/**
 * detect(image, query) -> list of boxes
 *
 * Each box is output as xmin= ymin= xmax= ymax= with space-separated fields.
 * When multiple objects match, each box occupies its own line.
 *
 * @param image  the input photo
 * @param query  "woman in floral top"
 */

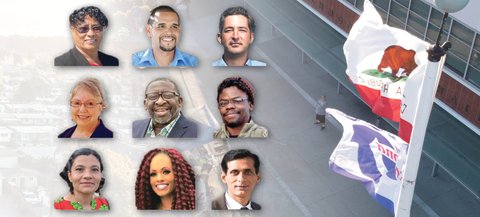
xmin=54 ymin=148 xmax=110 ymax=211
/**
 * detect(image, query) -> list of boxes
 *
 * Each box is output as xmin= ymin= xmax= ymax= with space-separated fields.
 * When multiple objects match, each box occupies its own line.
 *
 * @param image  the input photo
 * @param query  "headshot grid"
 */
xmin=2 ymin=0 xmax=479 ymax=217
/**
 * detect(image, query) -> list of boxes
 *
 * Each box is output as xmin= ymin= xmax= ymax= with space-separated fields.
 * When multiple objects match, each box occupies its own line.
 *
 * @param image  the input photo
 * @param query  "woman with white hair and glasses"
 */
xmin=58 ymin=77 xmax=113 ymax=138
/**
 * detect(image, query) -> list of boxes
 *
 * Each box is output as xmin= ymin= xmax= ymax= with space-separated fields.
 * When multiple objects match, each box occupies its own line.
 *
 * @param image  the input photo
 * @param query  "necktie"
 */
xmin=240 ymin=207 xmax=249 ymax=210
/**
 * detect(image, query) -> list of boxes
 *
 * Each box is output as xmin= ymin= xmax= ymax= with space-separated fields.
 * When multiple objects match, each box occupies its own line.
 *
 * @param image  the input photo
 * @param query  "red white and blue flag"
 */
xmin=343 ymin=0 xmax=430 ymax=143
xmin=327 ymin=108 xmax=408 ymax=214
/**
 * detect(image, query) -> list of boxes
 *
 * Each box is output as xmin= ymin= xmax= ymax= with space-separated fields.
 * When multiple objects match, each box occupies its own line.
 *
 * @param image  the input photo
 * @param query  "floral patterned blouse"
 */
xmin=54 ymin=197 xmax=109 ymax=211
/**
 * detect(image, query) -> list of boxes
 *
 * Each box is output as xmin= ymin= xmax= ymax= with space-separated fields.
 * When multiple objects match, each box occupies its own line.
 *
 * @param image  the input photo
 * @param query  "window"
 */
xmin=389 ymin=1 xmax=407 ymax=28
xmin=451 ymin=20 xmax=474 ymax=45
xmin=372 ymin=0 xmax=389 ymax=12
xmin=394 ymin=0 xmax=409 ymax=8
xmin=410 ymin=0 xmax=429 ymax=17
xmin=388 ymin=16 xmax=405 ymax=29
xmin=470 ymin=35 xmax=480 ymax=69
xmin=445 ymin=52 xmax=467 ymax=77
xmin=374 ymin=5 xmax=388 ymax=22
xmin=466 ymin=66 xmax=480 ymax=88
xmin=407 ymin=13 xmax=427 ymax=37
xmin=444 ymin=21 xmax=473 ymax=77
xmin=429 ymin=8 xmax=451 ymax=31
xmin=426 ymin=23 xmax=448 ymax=44
xmin=466 ymin=35 xmax=480 ymax=88
xmin=355 ymin=0 xmax=365 ymax=10
xmin=450 ymin=35 xmax=471 ymax=60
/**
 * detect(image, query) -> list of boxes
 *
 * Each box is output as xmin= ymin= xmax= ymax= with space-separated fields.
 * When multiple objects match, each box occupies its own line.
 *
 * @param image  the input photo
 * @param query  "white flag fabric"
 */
xmin=343 ymin=0 xmax=430 ymax=143
xmin=327 ymin=108 xmax=408 ymax=214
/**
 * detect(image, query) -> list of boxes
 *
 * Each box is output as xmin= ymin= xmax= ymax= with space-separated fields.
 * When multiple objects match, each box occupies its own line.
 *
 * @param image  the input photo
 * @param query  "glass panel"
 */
xmin=426 ymin=23 xmax=448 ymax=44
xmin=407 ymin=13 xmax=427 ymax=36
xmin=394 ymin=0 xmax=409 ymax=8
xmin=355 ymin=0 xmax=365 ymax=10
xmin=373 ymin=0 xmax=389 ymax=11
xmin=390 ymin=1 xmax=408 ymax=23
xmin=470 ymin=49 xmax=480 ymax=70
xmin=445 ymin=53 xmax=467 ymax=77
xmin=429 ymin=8 xmax=451 ymax=31
xmin=475 ymin=33 xmax=480 ymax=48
xmin=451 ymin=20 xmax=474 ymax=45
xmin=450 ymin=35 xmax=470 ymax=60
xmin=466 ymin=66 xmax=480 ymax=88
xmin=411 ymin=0 xmax=430 ymax=17
xmin=346 ymin=0 xmax=355 ymax=5
xmin=388 ymin=16 xmax=405 ymax=29
xmin=429 ymin=8 xmax=443 ymax=27
xmin=377 ymin=7 xmax=388 ymax=22
xmin=406 ymin=26 xmax=423 ymax=38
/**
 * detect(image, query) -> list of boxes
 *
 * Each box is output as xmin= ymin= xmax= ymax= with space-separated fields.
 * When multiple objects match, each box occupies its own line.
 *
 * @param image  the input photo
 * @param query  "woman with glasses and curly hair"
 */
xmin=55 ymin=6 xmax=118 ymax=66
xmin=135 ymin=148 xmax=195 ymax=210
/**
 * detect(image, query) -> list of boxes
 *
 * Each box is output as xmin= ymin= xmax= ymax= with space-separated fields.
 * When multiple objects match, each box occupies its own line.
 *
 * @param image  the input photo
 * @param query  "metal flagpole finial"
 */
xmin=428 ymin=0 xmax=470 ymax=62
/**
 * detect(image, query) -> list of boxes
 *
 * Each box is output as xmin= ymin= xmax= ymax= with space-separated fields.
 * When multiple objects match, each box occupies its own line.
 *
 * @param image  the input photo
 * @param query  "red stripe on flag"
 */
xmin=398 ymin=119 xmax=413 ymax=143
xmin=353 ymin=84 xmax=401 ymax=122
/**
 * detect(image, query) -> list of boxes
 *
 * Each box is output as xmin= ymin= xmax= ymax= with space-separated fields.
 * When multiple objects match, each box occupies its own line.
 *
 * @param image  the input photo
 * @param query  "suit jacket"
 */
xmin=132 ymin=115 xmax=197 ymax=138
xmin=211 ymin=195 xmax=261 ymax=210
xmin=54 ymin=47 xmax=119 ymax=66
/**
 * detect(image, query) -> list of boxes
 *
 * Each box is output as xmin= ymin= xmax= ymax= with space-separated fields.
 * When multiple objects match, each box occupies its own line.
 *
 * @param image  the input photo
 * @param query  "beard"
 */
xmin=160 ymin=44 xmax=176 ymax=52
xmin=158 ymin=35 xmax=177 ymax=52
xmin=225 ymin=119 xmax=243 ymax=128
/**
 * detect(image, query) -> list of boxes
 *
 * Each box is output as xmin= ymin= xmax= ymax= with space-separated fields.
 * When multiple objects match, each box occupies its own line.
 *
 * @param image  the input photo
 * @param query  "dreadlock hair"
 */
xmin=135 ymin=148 xmax=195 ymax=210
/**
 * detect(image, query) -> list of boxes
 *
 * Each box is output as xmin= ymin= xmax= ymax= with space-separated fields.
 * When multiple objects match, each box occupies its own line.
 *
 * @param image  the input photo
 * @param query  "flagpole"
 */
xmin=394 ymin=1 xmax=469 ymax=215
xmin=394 ymin=48 xmax=446 ymax=217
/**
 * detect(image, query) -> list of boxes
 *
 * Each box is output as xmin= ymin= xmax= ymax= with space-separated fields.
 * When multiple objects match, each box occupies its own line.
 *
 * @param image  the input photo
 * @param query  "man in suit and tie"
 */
xmin=132 ymin=77 xmax=197 ymax=138
xmin=212 ymin=149 xmax=261 ymax=210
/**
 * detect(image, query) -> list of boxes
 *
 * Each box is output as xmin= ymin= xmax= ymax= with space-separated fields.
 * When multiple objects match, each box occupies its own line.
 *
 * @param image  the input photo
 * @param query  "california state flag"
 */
xmin=343 ymin=0 xmax=430 ymax=143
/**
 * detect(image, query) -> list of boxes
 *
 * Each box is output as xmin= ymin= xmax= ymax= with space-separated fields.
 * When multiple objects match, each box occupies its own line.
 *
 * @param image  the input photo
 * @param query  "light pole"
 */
xmin=428 ymin=0 xmax=470 ymax=62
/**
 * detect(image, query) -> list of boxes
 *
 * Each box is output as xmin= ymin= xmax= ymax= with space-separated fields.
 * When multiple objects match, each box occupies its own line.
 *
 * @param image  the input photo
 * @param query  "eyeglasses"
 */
xmin=74 ymin=24 xmax=104 ymax=34
xmin=218 ymin=97 xmax=248 ymax=108
xmin=145 ymin=91 xmax=179 ymax=101
xmin=70 ymin=100 xmax=102 ymax=108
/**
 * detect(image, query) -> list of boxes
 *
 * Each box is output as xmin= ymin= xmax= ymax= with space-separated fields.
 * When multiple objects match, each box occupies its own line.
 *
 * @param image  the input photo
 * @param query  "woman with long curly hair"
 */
xmin=135 ymin=148 xmax=195 ymax=210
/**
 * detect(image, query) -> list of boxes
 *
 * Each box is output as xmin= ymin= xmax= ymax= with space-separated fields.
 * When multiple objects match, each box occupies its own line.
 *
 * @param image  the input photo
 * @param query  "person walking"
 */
xmin=315 ymin=95 xmax=327 ymax=130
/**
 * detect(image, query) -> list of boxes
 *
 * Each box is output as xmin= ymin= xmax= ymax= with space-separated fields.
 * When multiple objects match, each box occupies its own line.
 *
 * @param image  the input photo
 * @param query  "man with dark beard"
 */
xmin=132 ymin=5 xmax=198 ymax=67
xmin=214 ymin=77 xmax=268 ymax=138
xmin=132 ymin=78 xmax=197 ymax=138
